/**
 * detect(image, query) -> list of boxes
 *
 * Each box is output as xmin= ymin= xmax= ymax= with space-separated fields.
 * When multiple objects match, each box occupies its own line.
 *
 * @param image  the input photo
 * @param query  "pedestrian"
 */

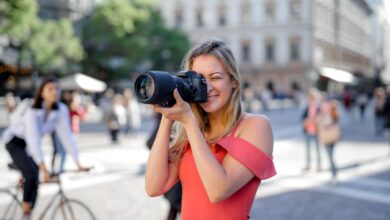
xmin=383 ymin=85 xmax=390 ymax=155
xmin=318 ymin=99 xmax=341 ymax=184
xmin=357 ymin=92 xmax=368 ymax=121
xmin=301 ymin=88 xmax=321 ymax=172
xmin=123 ymin=89 xmax=141 ymax=136
xmin=1 ymin=77 xmax=89 ymax=220
xmin=106 ymin=94 xmax=127 ymax=144
xmin=145 ymin=39 xmax=276 ymax=219
xmin=51 ymin=91 xmax=72 ymax=175
xmin=373 ymin=87 xmax=386 ymax=136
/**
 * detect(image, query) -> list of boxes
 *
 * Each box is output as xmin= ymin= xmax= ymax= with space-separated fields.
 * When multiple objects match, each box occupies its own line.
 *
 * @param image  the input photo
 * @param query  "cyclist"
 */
xmin=2 ymin=77 xmax=89 ymax=220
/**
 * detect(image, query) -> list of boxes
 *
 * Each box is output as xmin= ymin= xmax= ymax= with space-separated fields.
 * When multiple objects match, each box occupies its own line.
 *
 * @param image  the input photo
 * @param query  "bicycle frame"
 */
xmin=37 ymin=178 xmax=70 ymax=220
xmin=0 ymin=186 xmax=22 ymax=220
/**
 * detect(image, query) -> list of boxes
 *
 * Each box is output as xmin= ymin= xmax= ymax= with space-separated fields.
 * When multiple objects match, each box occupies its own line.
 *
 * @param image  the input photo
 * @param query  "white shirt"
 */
xmin=2 ymin=102 xmax=79 ymax=164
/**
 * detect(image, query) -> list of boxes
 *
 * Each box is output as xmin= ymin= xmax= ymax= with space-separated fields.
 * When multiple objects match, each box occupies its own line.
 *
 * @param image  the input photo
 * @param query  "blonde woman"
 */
xmin=145 ymin=40 xmax=276 ymax=219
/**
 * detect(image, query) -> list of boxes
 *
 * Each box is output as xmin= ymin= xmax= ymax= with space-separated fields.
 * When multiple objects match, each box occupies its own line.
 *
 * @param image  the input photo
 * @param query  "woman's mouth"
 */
xmin=207 ymin=95 xmax=217 ymax=100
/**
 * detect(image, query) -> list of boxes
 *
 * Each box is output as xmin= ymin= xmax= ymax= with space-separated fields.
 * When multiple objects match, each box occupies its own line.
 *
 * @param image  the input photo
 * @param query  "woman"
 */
xmin=145 ymin=40 xmax=276 ymax=219
xmin=2 ymin=77 xmax=88 ymax=219
xmin=301 ymin=89 xmax=321 ymax=171
xmin=319 ymin=99 xmax=341 ymax=183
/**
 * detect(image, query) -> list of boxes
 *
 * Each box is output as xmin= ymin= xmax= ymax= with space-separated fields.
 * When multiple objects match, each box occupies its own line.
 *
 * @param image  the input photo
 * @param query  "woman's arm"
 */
xmin=145 ymin=116 xmax=179 ymax=197
xmin=184 ymin=115 xmax=273 ymax=203
xmin=23 ymin=109 xmax=52 ymax=181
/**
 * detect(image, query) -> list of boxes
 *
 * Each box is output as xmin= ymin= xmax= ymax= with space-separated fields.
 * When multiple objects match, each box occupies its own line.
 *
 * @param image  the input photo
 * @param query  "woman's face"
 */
xmin=192 ymin=54 xmax=236 ymax=115
xmin=41 ymin=82 xmax=59 ymax=105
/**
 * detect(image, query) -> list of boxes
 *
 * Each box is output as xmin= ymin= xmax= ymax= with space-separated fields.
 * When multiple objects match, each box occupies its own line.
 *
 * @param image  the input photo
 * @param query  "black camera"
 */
xmin=134 ymin=70 xmax=208 ymax=107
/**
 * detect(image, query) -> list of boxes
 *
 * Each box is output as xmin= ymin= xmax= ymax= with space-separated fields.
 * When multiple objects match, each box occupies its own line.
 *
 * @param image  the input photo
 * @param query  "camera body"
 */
xmin=134 ymin=70 xmax=207 ymax=107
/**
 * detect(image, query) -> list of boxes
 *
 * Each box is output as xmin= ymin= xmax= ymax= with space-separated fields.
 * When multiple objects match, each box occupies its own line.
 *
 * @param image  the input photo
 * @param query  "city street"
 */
xmin=1 ymin=103 xmax=390 ymax=220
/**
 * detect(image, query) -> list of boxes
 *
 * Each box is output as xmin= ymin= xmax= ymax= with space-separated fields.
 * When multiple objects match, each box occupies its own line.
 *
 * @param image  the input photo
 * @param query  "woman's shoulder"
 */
xmin=234 ymin=113 xmax=273 ymax=155
xmin=240 ymin=113 xmax=271 ymax=128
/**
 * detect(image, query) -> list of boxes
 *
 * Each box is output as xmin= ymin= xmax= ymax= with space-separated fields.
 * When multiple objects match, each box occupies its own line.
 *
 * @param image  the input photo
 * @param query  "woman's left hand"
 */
xmin=152 ymin=89 xmax=195 ymax=125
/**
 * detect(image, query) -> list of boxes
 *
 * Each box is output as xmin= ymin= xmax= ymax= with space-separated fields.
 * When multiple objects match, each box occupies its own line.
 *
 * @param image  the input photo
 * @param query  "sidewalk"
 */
xmin=1 ymin=104 xmax=390 ymax=219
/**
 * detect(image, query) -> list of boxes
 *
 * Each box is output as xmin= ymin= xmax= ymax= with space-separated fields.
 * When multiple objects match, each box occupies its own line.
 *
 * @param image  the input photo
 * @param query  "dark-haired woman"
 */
xmin=2 ymin=78 xmax=89 ymax=220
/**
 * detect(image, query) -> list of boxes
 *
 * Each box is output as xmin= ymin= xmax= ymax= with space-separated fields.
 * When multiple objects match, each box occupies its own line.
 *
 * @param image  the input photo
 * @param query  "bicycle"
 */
xmin=0 ymin=164 xmax=96 ymax=220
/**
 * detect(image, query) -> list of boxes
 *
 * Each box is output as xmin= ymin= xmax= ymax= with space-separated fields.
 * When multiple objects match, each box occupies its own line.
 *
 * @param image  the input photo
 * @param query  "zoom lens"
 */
xmin=135 ymin=74 xmax=155 ymax=100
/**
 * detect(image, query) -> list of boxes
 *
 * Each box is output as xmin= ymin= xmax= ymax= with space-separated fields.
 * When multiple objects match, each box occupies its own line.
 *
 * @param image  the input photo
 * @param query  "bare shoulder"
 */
xmin=237 ymin=113 xmax=274 ymax=156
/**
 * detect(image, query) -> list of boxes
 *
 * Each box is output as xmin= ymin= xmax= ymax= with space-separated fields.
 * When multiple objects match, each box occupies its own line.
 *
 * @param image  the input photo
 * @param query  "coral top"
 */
xmin=179 ymin=136 xmax=276 ymax=220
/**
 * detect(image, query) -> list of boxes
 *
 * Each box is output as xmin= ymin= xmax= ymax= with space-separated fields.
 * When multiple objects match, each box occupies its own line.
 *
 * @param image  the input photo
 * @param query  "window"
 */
xmin=218 ymin=4 xmax=227 ymax=26
xmin=196 ymin=8 xmax=204 ymax=27
xmin=266 ymin=42 xmax=274 ymax=61
xmin=265 ymin=1 xmax=275 ymax=23
xmin=289 ymin=40 xmax=300 ymax=61
xmin=241 ymin=40 xmax=251 ymax=62
xmin=174 ymin=8 xmax=183 ymax=27
xmin=241 ymin=1 xmax=251 ymax=25
xmin=290 ymin=0 xmax=301 ymax=21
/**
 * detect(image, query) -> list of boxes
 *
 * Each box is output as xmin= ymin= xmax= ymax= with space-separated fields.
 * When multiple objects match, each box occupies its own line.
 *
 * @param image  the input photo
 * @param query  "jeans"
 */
xmin=304 ymin=134 xmax=321 ymax=170
xmin=325 ymin=143 xmax=337 ymax=177
xmin=51 ymin=132 xmax=67 ymax=174
xmin=6 ymin=136 xmax=39 ymax=208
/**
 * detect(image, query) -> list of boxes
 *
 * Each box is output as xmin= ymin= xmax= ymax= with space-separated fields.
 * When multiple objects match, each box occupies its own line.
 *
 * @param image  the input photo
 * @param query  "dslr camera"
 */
xmin=134 ymin=70 xmax=208 ymax=107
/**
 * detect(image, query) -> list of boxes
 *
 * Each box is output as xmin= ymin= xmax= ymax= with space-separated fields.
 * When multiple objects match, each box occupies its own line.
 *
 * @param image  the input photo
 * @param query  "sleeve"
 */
xmin=23 ymin=109 xmax=44 ymax=164
xmin=55 ymin=104 xmax=79 ymax=161
xmin=217 ymin=137 xmax=276 ymax=180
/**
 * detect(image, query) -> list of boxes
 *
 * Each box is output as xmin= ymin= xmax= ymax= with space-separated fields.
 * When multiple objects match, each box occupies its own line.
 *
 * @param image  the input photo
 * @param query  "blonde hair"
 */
xmin=169 ymin=39 xmax=243 ymax=161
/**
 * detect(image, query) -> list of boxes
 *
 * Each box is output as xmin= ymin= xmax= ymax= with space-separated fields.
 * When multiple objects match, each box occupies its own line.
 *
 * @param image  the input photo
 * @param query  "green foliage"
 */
xmin=82 ymin=0 xmax=190 ymax=80
xmin=29 ymin=19 xmax=84 ymax=72
xmin=0 ymin=0 xmax=84 ymax=74
xmin=0 ymin=0 xmax=38 ymax=41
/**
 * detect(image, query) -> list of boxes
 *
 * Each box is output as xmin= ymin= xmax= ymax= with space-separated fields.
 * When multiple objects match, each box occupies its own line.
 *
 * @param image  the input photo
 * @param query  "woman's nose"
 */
xmin=206 ymin=80 xmax=213 ymax=92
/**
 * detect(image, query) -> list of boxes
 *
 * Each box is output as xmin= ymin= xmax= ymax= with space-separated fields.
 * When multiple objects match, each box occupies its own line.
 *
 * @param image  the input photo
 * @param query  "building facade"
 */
xmin=37 ymin=0 xmax=103 ymax=36
xmin=158 ymin=0 xmax=374 ymax=95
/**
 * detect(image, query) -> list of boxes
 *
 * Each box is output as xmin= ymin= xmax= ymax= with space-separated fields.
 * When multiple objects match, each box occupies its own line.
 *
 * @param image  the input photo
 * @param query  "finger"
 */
xmin=173 ymin=89 xmax=184 ymax=104
xmin=153 ymin=105 xmax=169 ymax=116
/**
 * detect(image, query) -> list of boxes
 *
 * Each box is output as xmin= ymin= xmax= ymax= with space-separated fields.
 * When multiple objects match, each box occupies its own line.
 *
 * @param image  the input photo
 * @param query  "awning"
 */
xmin=59 ymin=73 xmax=107 ymax=92
xmin=320 ymin=67 xmax=357 ymax=84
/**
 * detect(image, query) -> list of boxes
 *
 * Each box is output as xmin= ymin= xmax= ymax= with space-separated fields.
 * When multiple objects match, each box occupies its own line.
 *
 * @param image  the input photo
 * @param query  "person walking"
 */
xmin=301 ymin=89 xmax=321 ymax=172
xmin=373 ymin=87 xmax=386 ymax=136
xmin=318 ymin=99 xmax=341 ymax=184
xmin=2 ymin=77 xmax=89 ymax=220
xmin=145 ymin=39 xmax=276 ymax=219
xmin=383 ymin=85 xmax=390 ymax=155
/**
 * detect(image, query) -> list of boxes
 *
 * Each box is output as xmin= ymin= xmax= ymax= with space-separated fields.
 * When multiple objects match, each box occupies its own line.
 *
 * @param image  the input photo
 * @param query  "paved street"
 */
xmin=1 ymin=102 xmax=390 ymax=219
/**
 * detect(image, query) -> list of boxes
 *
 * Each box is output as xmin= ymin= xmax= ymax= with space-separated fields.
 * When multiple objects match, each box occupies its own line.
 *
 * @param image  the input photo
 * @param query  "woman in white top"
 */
xmin=2 ymin=77 xmax=88 ymax=219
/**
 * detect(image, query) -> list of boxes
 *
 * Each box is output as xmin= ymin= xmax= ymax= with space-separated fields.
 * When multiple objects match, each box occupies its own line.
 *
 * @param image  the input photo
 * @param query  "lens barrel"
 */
xmin=134 ymin=70 xmax=207 ymax=107
xmin=134 ymin=71 xmax=177 ymax=107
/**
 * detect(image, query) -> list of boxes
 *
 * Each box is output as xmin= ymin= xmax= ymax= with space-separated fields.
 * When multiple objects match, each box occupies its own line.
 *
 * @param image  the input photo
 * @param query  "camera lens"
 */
xmin=136 ymin=74 xmax=155 ymax=100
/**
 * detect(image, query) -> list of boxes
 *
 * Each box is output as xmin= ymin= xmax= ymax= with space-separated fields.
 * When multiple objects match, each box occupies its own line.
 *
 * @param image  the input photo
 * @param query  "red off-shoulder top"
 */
xmin=179 ymin=136 xmax=276 ymax=220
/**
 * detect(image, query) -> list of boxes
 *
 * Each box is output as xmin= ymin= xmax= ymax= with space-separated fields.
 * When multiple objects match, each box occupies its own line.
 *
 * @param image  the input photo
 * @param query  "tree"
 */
xmin=0 ymin=0 xmax=38 ymax=43
xmin=0 ymin=0 xmax=84 ymax=75
xmin=29 ymin=19 xmax=84 ymax=73
xmin=82 ymin=0 xmax=190 ymax=81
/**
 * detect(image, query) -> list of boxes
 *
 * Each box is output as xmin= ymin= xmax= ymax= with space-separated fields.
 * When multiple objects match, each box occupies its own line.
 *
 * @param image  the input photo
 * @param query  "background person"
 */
xmin=301 ymin=89 xmax=321 ymax=172
xmin=145 ymin=39 xmax=276 ymax=219
xmin=318 ymin=99 xmax=341 ymax=184
xmin=2 ymin=77 xmax=89 ymax=219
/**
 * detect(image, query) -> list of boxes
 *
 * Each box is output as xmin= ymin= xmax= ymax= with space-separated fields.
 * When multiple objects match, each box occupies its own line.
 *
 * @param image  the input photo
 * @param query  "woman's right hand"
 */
xmin=42 ymin=170 xmax=52 ymax=182
xmin=152 ymin=89 xmax=195 ymax=126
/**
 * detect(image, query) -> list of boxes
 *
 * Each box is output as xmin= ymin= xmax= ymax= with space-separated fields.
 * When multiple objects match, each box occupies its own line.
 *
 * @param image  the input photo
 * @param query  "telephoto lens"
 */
xmin=134 ymin=70 xmax=207 ymax=107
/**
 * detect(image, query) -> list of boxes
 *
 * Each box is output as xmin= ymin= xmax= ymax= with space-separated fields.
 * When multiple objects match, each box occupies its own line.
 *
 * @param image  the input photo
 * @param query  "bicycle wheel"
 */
xmin=51 ymin=199 xmax=96 ymax=220
xmin=0 ymin=190 xmax=23 ymax=220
